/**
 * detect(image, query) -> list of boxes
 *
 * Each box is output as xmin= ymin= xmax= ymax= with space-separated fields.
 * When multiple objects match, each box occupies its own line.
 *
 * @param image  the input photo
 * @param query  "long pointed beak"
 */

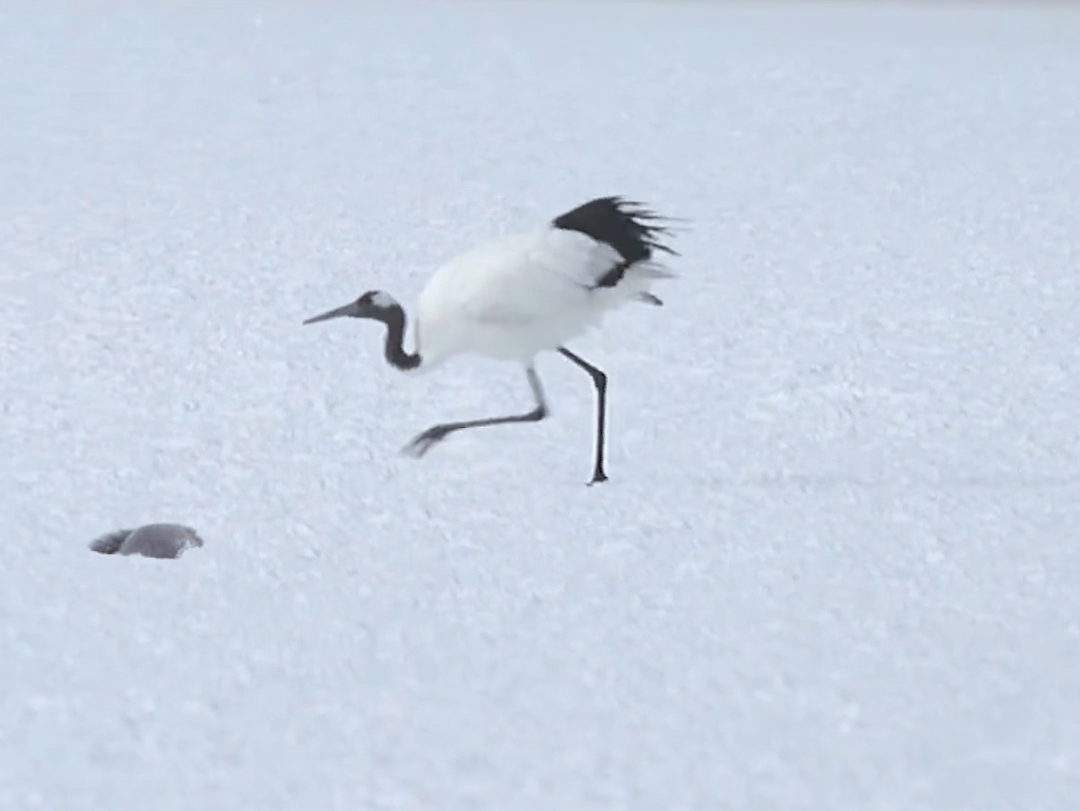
xmin=302 ymin=301 xmax=360 ymax=325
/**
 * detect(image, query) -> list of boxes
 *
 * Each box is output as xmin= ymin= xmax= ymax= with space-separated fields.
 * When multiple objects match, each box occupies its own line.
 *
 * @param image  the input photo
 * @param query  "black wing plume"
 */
xmin=552 ymin=196 xmax=679 ymax=289
xmin=552 ymin=196 xmax=679 ymax=264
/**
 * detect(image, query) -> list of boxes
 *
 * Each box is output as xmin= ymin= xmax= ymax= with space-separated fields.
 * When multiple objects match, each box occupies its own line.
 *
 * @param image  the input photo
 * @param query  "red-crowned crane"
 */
xmin=302 ymin=196 xmax=678 ymax=485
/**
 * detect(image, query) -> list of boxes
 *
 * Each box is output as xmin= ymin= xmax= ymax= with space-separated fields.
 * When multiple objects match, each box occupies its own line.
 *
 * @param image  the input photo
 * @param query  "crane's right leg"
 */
xmin=557 ymin=348 xmax=609 ymax=486
xmin=401 ymin=366 xmax=548 ymax=458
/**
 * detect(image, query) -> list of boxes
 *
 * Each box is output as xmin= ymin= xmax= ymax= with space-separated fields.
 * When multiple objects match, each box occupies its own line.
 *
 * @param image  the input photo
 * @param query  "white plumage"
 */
xmin=415 ymin=228 xmax=673 ymax=367
xmin=303 ymin=195 xmax=678 ymax=484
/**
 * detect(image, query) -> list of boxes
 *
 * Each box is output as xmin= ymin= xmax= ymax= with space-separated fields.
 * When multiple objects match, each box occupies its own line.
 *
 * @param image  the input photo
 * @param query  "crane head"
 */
xmin=302 ymin=290 xmax=400 ymax=325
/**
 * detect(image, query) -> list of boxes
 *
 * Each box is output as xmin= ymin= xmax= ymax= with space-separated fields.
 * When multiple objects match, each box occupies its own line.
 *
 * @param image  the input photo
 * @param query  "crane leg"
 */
xmin=402 ymin=366 xmax=548 ymax=459
xmin=557 ymin=347 xmax=608 ymax=485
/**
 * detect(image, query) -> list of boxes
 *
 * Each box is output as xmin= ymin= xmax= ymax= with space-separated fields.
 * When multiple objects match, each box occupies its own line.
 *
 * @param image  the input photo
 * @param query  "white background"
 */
xmin=2 ymin=2 xmax=1079 ymax=808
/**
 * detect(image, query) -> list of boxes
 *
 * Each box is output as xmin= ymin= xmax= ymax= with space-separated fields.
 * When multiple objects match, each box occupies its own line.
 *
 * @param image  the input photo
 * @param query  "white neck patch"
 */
xmin=370 ymin=291 xmax=397 ymax=308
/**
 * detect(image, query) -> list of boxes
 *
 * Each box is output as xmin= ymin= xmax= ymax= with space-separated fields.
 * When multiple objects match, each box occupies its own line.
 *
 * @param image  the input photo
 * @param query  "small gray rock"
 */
xmin=89 ymin=524 xmax=204 ymax=559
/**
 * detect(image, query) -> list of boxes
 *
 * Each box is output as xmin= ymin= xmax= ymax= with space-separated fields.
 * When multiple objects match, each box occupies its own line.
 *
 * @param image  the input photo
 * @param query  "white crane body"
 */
xmin=414 ymin=229 xmax=673 ymax=369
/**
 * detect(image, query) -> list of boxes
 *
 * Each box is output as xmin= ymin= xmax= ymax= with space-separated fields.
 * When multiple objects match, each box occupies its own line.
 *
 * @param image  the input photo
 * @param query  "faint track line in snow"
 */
xmin=694 ymin=473 xmax=1080 ymax=491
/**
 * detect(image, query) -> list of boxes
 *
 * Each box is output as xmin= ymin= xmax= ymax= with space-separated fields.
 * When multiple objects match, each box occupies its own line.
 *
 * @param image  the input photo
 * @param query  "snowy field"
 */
xmin=3 ymin=1 xmax=1080 ymax=808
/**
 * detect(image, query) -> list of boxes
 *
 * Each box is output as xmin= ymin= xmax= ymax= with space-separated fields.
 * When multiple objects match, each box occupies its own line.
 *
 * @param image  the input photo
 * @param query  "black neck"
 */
xmin=380 ymin=305 xmax=422 ymax=370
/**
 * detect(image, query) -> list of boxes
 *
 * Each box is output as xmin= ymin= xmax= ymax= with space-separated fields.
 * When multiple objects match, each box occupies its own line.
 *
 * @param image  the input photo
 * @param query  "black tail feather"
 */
xmin=552 ymin=196 xmax=680 ymax=264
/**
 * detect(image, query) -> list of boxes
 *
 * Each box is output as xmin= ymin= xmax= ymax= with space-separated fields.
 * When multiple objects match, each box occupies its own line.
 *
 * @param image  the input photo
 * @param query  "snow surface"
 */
xmin=3 ymin=1 xmax=1080 ymax=808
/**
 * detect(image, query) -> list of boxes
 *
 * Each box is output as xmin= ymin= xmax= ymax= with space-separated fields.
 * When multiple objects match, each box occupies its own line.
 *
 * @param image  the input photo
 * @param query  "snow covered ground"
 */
xmin=3 ymin=1 xmax=1080 ymax=808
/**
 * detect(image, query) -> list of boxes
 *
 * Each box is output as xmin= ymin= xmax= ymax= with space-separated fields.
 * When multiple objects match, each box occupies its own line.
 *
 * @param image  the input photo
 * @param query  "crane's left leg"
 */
xmin=558 ymin=347 xmax=608 ymax=485
xmin=402 ymin=366 xmax=548 ymax=458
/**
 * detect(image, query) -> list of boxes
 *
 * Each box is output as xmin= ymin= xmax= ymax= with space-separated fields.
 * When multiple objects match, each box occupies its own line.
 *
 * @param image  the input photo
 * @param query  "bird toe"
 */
xmin=400 ymin=438 xmax=432 ymax=458
xmin=401 ymin=428 xmax=448 ymax=458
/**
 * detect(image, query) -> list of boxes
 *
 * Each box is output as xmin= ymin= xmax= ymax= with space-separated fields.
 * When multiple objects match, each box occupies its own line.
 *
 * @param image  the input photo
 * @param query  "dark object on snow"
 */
xmin=89 ymin=524 xmax=204 ymax=559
